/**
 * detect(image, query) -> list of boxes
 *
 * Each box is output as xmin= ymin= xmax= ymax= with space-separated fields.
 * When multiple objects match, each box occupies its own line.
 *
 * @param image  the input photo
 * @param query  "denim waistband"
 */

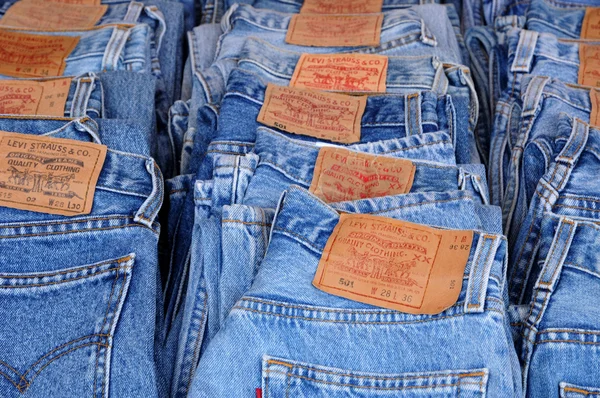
xmin=221 ymin=3 xmax=434 ymax=38
xmin=507 ymin=28 xmax=581 ymax=75
xmin=225 ymin=68 xmax=446 ymax=128
xmin=526 ymin=0 xmax=589 ymax=39
xmin=237 ymin=38 xmax=448 ymax=94
xmin=254 ymin=127 xmax=456 ymax=187
xmin=270 ymin=185 xmax=506 ymax=304
xmin=519 ymin=75 xmax=593 ymax=117
xmin=0 ymin=24 xmax=152 ymax=74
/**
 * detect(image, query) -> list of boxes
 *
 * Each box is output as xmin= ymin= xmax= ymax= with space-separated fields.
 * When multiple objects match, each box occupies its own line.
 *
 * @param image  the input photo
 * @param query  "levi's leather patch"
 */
xmin=0 ymin=78 xmax=72 ymax=116
xmin=582 ymin=8 xmax=600 ymax=39
xmin=0 ymin=30 xmax=79 ymax=78
xmin=590 ymin=89 xmax=600 ymax=127
xmin=300 ymin=0 xmax=383 ymax=14
xmin=0 ymin=131 xmax=107 ymax=216
xmin=309 ymin=147 xmax=415 ymax=203
xmin=578 ymin=44 xmax=600 ymax=87
xmin=313 ymin=214 xmax=473 ymax=314
xmin=290 ymin=53 xmax=388 ymax=93
xmin=0 ymin=2 xmax=107 ymax=30
xmin=286 ymin=14 xmax=383 ymax=47
xmin=257 ymin=84 xmax=366 ymax=144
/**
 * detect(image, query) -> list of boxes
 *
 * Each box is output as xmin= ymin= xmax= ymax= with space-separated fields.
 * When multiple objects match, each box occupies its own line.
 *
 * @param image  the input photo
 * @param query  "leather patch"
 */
xmin=309 ymin=147 xmax=415 ymax=203
xmin=286 ymin=14 xmax=383 ymax=47
xmin=0 ymin=2 xmax=107 ymax=30
xmin=300 ymin=0 xmax=383 ymax=14
xmin=0 ymin=30 xmax=79 ymax=78
xmin=257 ymin=84 xmax=366 ymax=144
xmin=313 ymin=214 xmax=473 ymax=315
xmin=0 ymin=78 xmax=72 ymax=116
xmin=290 ymin=53 xmax=388 ymax=93
xmin=582 ymin=8 xmax=600 ymax=39
xmin=0 ymin=131 xmax=107 ymax=216
xmin=578 ymin=44 xmax=600 ymax=87
xmin=591 ymin=89 xmax=600 ymax=127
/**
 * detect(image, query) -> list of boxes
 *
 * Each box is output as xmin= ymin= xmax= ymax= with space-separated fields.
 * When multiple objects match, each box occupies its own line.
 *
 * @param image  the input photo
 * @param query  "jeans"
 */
xmin=188 ymin=185 xmax=520 ymax=398
xmin=0 ymin=123 xmax=163 ymax=397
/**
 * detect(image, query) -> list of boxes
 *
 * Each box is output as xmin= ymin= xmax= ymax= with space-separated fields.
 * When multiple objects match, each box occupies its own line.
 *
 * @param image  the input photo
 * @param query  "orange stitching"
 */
xmin=0 ymin=267 xmax=131 ymax=289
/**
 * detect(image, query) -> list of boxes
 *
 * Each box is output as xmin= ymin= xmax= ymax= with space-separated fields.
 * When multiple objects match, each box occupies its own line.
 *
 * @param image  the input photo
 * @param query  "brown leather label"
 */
xmin=27 ymin=0 xmax=102 ymax=4
xmin=0 ymin=131 xmax=106 ymax=216
xmin=590 ymin=89 xmax=600 ymax=127
xmin=313 ymin=214 xmax=473 ymax=314
xmin=582 ymin=8 xmax=600 ymax=39
xmin=300 ymin=0 xmax=383 ymax=14
xmin=309 ymin=147 xmax=415 ymax=203
xmin=286 ymin=14 xmax=383 ymax=47
xmin=257 ymin=84 xmax=366 ymax=144
xmin=578 ymin=44 xmax=600 ymax=87
xmin=290 ymin=54 xmax=388 ymax=93
xmin=0 ymin=30 xmax=79 ymax=78
xmin=0 ymin=2 xmax=107 ymax=30
xmin=0 ymin=78 xmax=72 ymax=116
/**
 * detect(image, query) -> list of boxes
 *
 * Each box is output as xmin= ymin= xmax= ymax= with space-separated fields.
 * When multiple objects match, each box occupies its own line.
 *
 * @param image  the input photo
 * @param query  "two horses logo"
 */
xmin=333 ymin=246 xmax=422 ymax=288
xmin=271 ymin=94 xmax=352 ymax=131
xmin=4 ymin=165 xmax=78 ymax=196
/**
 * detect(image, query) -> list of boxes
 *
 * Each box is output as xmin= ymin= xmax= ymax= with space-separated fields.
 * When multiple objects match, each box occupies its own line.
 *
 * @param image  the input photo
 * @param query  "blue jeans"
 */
xmin=188 ymin=185 xmax=520 ymax=397
xmin=0 ymin=123 xmax=164 ymax=397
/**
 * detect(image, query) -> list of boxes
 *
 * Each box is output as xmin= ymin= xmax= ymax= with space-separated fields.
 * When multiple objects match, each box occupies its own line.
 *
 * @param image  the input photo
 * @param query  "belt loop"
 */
xmin=101 ymin=26 xmax=131 ymax=71
xmin=124 ymin=1 xmax=144 ymax=22
xmin=135 ymin=160 xmax=164 ymax=227
xmin=420 ymin=22 xmax=437 ymax=47
xmin=544 ymin=118 xmax=589 ymax=191
xmin=144 ymin=5 xmax=167 ymax=53
xmin=521 ymin=75 xmax=549 ymax=117
xmin=431 ymin=60 xmax=449 ymax=96
xmin=70 ymin=76 xmax=95 ymax=118
xmin=405 ymin=93 xmax=423 ymax=137
xmin=511 ymin=30 xmax=539 ymax=73
xmin=465 ymin=234 xmax=501 ymax=313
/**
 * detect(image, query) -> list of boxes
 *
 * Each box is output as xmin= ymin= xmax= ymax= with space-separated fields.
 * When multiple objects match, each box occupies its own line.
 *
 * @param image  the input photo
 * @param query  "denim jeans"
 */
xmin=242 ymin=127 xmax=489 ymax=209
xmin=487 ymin=28 xmax=587 ymax=206
xmin=525 ymin=0 xmax=600 ymax=39
xmin=235 ymin=38 xmax=479 ymax=163
xmin=0 ymin=123 xmax=163 ymax=397
xmin=502 ymin=77 xmax=597 ymax=245
xmin=508 ymin=117 xmax=600 ymax=307
xmin=188 ymin=185 xmax=520 ymax=397
xmin=519 ymin=212 xmax=600 ymax=397
xmin=194 ymin=68 xmax=464 ymax=181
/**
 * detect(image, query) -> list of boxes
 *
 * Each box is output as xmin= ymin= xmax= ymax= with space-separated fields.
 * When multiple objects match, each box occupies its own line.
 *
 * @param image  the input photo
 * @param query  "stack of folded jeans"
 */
xmin=465 ymin=0 xmax=600 ymax=396
xmin=0 ymin=0 xmax=596 ymax=397
xmin=166 ymin=1 xmax=529 ymax=398
xmin=0 ymin=0 xmax=184 ymax=397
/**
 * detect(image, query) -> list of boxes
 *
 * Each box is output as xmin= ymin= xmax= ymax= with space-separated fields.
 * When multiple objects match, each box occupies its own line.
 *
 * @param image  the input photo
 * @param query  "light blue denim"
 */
xmin=243 ymin=127 xmax=491 ymax=209
xmin=188 ymin=185 xmax=521 ymax=398
xmin=235 ymin=38 xmax=479 ymax=163
xmin=519 ymin=212 xmax=600 ymax=397
xmin=0 ymin=121 xmax=163 ymax=397
xmin=526 ymin=0 xmax=600 ymax=39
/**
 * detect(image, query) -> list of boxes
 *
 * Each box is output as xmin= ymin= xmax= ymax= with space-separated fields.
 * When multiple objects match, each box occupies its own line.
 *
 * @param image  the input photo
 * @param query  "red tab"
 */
xmin=255 ymin=388 xmax=262 ymax=398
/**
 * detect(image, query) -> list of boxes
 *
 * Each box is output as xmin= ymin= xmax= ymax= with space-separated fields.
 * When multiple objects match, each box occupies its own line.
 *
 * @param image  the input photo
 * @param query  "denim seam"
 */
xmin=264 ymin=369 xmax=484 ymax=390
xmin=0 ymin=224 xmax=156 ymax=238
xmin=0 ymin=256 xmax=132 ymax=279
xmin=0 ymin=266 xmax=132 ymax=289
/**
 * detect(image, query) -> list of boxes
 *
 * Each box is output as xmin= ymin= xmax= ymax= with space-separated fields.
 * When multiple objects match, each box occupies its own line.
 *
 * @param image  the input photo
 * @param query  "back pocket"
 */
xmin=262 ymin=356 xmax=488 ymax=397
xmin=561 ymin=382 xmax=600 ymax=397
xmin=0 ymin=254 xmax=134 ymax=397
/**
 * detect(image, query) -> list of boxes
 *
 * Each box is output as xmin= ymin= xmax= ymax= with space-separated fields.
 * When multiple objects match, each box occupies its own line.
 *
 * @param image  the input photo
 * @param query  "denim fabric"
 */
xmin=502 ymin=77 xmax=596 ymax=244
xmin=487 ymin=28 xmax=585 ymax=206
xmin=242 ymin=127 xmax=491 ymax=209
xmin=217 ymin=4 xmax=462 ymax=64
xmin=188 ymin=185 xmax=521 ymax=398
xmin=235 ymin=38 xmax=479 ymax=162
xmin=195 ymin=68 xmax=461 ymax=181
xmin=519 ymin=212 xmax=600 ymax=397
xmin=508 ymin=117 xmax=600 ymax=307
xmin=0 ymin=124 xmax=163 ymax=397
xmin=525 ymin=0 xmax=600 ymax=39
xmin=99 ymin=71 xmax=156 ymax=126
xmin=0 ymin=74 xmax=103 ymax=119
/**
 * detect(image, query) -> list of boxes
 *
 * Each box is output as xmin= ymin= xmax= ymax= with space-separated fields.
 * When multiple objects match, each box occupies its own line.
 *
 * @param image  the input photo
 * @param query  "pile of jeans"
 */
xmin=0 ymin=0 xmax=597 ymax=397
